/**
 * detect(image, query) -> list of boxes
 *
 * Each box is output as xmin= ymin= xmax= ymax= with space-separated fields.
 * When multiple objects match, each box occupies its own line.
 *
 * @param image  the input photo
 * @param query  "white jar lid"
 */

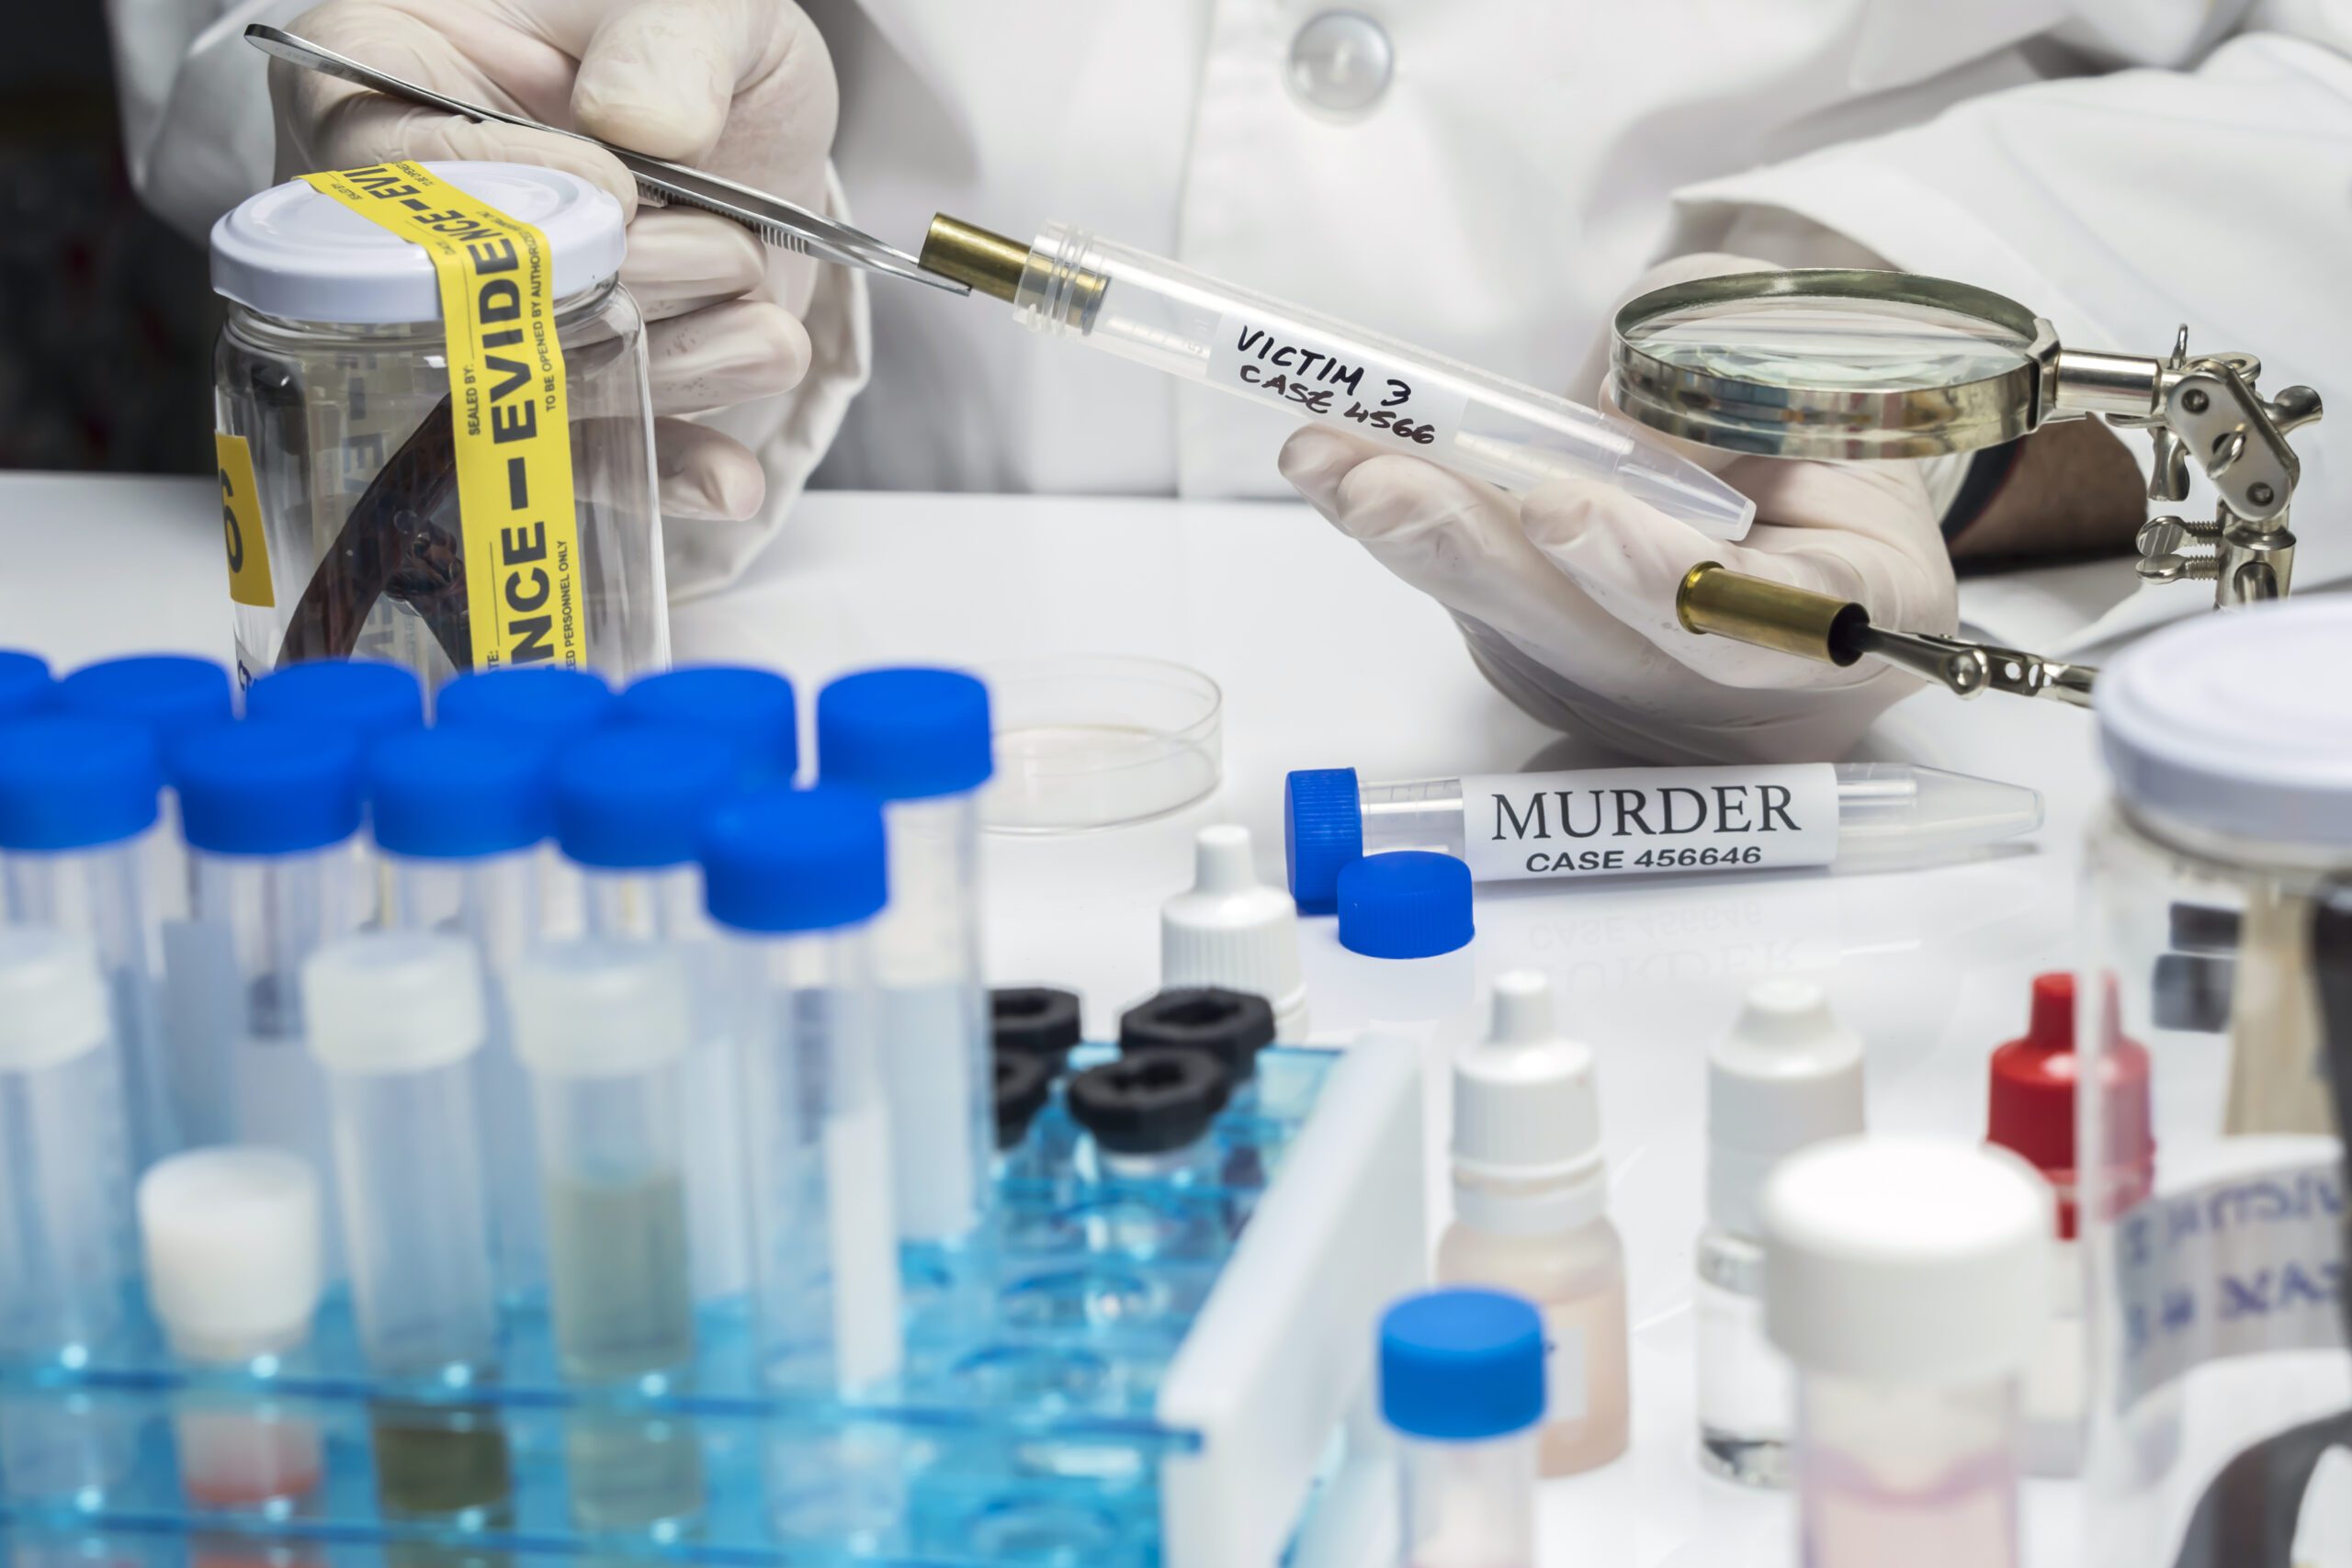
xmin=1762 ymin=1134 xmax=2051 ymax=1385
xmin=210 ymin=161 xmax=628 ymax=325
xmin=2096 ymin=598 xmax=2352 ymax=851
xmin=138 ymin=1147 xmax=322 ymax=1363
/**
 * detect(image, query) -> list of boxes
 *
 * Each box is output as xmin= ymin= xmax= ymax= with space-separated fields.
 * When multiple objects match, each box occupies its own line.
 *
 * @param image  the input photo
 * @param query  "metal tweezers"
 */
xmin=246 ymin=23 xmax=966 ymax=295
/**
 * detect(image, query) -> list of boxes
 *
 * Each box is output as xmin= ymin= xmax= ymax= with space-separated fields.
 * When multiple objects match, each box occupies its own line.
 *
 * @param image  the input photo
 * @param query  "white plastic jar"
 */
xmin=210 ymin=162 xmax=666 ymax=691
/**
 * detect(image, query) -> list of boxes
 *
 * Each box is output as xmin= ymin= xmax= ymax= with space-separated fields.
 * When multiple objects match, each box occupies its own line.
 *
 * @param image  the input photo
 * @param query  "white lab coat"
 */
xmin=109 ymin=0 xmax=2352 ymax=631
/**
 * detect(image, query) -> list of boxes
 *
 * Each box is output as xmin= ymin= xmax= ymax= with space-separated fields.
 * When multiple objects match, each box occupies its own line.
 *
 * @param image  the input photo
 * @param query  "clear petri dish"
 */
xmin=980 ymin=655 xmax=1222 ymax=834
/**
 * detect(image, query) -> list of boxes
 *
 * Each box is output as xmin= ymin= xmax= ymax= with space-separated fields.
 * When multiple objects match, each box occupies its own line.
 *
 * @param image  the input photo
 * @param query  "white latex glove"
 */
xmin=1280 ymin=254 xmax=1959 ymax=764
xmin=271 ymin=0 xmax=838 ymax=523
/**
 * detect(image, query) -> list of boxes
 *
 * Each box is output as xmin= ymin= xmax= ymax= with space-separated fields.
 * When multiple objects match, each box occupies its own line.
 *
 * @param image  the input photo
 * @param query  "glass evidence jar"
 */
xmin=211 ymin=162 xmax=667 ymax=693
xmin=2081 ymin=598 xmax=2352 ymax=1568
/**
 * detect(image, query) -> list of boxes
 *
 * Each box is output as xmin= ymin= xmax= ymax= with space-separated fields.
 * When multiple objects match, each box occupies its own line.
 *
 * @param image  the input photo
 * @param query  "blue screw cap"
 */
xmin=369 ymin=728 xmax=551 ymax=859
xmin=1379 ymin=1288 xmax=1547 ymax=1441
xmin=173 ymin=720 xmax=363 ymax=855
xmin=56 ymin=655 xmax=234 ymax=756
xmin=246 ymin=660 xmax=423 ymax=750
xmin=1336 ymin=851 xmax=1473 ymax=959
xmin=1283 ymin=768 xmax=1364 ymax=915
xmin=436 ymin=668 xmax=615 ymax=750
xmin=701 ymin=784 xmax=888 ymax=934
xmin=816 ymin=668 xmax=991 ymax=801
xmin=553 ymin=726 xmax=736 ymax=870
xmin=0 ymin=651 xmax=54 ymax=721
xmin=0 ymin=716 xmax=162 ymax=851
xmin=617 ymin=666 xmax=797 ymax=787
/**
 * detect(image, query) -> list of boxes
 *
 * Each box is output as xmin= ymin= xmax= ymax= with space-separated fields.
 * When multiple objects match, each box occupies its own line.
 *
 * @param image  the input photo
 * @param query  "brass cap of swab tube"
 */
xmin=1676 ymin=563 xmax=1865 ymax=666
xmin=921 ymin=215 xmax=1030 ymax=303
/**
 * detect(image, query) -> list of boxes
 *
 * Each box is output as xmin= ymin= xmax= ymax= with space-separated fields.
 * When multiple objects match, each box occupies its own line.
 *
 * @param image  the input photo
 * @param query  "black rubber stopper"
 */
xmin=1117 ymin=987 xmax=1274 ymax=1082
xmin=1067 ymin=1047 xmax=1232 ymax=1156
xmin=994 ymin=1051 xmax=1055 ymax=1151
xmin=992 ymin=986 xmax=1084 ymax=1066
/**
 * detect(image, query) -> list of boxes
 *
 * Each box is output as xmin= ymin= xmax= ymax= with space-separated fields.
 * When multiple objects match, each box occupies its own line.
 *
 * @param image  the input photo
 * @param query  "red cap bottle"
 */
xmin=1987 ymin=972 xmax=2155 ymax=1239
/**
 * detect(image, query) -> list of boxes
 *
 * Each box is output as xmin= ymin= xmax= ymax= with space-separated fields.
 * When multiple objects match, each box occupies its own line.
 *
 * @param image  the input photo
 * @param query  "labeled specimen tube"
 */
xmin=175 ymin=722 xmax=370 ymax=1177
xmin=817 ymin=670 xmax=994 ymax=1264
xmin=512 ymin=940 xmax=704 ymax=1531
xmin=1284 ymin=761 xmax=2044 ymax=910
xmin=138 ymin=1146 xmax=326 ymax=1509
xmin=0 ymin=714 xmax=177 ymax=1166
xmin=0 ymin=928 xmax=133 ymax=1499
xmin=369 ymin=728 xmax=554 ymax=1303
xmin=926 ymin=216 xmax=1755 ymax=540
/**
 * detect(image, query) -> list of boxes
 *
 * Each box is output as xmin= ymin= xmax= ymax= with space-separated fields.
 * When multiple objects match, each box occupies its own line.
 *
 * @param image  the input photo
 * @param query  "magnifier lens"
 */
xmin=1623 ymin=297 xmax=2036 ymax=391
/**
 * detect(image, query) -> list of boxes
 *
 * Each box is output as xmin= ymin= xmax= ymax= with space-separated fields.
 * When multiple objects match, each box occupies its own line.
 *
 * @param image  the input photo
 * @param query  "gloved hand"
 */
xmin=271 ymin=0 xmax=839 ymax=523
xmin=1280 ymin=254 xmax=1959 ymax=764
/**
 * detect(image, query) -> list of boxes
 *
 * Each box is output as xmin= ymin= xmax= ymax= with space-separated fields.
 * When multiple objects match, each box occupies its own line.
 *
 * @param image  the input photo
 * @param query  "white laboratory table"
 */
xmin=0 ymin=471 xmax=2113 ymax=1567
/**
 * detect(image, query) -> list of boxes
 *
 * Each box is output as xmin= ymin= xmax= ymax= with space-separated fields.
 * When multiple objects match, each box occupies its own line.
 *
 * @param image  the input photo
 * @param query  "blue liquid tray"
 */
xmin=0 ymin=1043 xmax=1425 ymax=1568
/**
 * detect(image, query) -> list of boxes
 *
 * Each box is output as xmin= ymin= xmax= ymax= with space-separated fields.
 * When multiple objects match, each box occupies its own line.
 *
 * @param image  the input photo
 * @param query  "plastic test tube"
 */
xmin=56 ymin=653 xmax=239 ymax=919
xmin=369 ymin=728 xmax=557 ymax=1302
xmin=175 ymin=721 xmax=369 ymax=1188
xmin=1762 ymin=1135 xmax=2050 ymax=1568
xmin=1311 ymin=850 xmax=1481 ymax=1045
xmin=925 ymin=218 xmax=1755 ymax=539
xmin=137 ymin=1147 xmax=326 ymax=1510
xmin=0 ymin=714 xmax=179 ymax=1167
xmin=435 ymin=665 xmax=617 ymax=935
xmin=617 ymin=666 xmax=801 ymax=791
xmin=817 ymin=669 xmax=995 ymax=1266
xmin=244 ymin=659 xmax=424 ymax=921
xmin=1285 ymin=761 xmax=2045 ymax=912
xmin=553 ymin=725 xmax=746 ymax=1303
xmin=0 ymin=928 xmax=134 ymax=1500
xmin=301 ymin=931 xmax=512 ymax=1529
xmin=1379 ymin=1288 xmax=1547 ymax=1568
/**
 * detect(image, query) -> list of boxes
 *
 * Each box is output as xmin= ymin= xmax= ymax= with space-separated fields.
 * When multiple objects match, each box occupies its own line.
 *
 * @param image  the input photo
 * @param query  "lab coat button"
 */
xmin=1287 ymin=11 xmax=1393 ymax=118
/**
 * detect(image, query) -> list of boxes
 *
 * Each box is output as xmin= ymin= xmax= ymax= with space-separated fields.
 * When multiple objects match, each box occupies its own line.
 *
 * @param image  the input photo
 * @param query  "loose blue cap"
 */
xmin=245 ymin=660 xmax=423 ymax=750
xmin=57 ymin=654 xmax=235 ymax=754
xmin=701 ymin=784 xmax=888 ymax=934
xmin=1379 ymin=1289 xmax=1546 ymax=1441
xmin=368 ymin=728 xmax=550 ymax=859
xmin=554 ymin=726 xmax=735 ymax=870
xmin=0 ymin=716 xmax=162 ymax=850
xmin=1336 ymin=851 xmax=1474 ymax=959
xmin=1284 ymin=768 xmax=1365 ymax=915
xmin=0 ymin=651 xmax=53 ymax=720
xmin=618 ymin=667 xmax=797 ymax=787
xmin=436 ymin=668 xmax=615 ymax=750
xmin=816 ymin=667 xmax=992 ymax=801
xmin=173 ymin=720 xmax=363 ymax=855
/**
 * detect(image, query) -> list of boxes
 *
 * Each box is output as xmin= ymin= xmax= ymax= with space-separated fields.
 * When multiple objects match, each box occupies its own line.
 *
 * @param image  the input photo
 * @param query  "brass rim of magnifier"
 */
xmin=1611 ymin=269 xmax=2061 ymax=460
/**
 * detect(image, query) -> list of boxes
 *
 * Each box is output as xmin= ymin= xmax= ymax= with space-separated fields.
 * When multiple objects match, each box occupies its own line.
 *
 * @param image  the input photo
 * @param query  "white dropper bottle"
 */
xmin=1160 ymin=824 xmax=1308 ymax=1041
xmin=1435 ymin=970 xmax=1628 ymax=1476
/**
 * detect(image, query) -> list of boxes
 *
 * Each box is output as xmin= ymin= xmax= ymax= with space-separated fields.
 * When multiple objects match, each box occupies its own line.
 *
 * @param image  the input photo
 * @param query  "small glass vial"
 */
xmin=1379 ymin=1287 xmax=1546 ymax=1568
xmin=138 ymin=1147 xmax=326 ymax=1510
xmin=212 ymin=162 xmax=666 ymax=689
xmin=1068 ymin=1048 xmax=1232 ymax=1186
xmin=1308 ymin=850 xmax=1478 ymax=1050
xmin=1437 ymin=971 xmax=1628 ymax=1477
xmin=1118 ymin=987 xmax=1273 ymax=1115
xmin=1761 ymin=1135 xmax=2051 ymax=1568
xmin=1697 ymin=977 xmax=1865 ymax=1487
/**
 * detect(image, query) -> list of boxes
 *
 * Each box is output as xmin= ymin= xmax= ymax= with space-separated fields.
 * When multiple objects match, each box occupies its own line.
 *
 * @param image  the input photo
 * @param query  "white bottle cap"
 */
xmin=1161 ymin=825 xmax=1308 ymax=1039
xmin=301 ymin=933 xmax=486 ymax=1075
xmin=138 ymin=1147 xmax=322 ymax=1363
xmin=0 ymin=928 xmax=109 ymax=1073
xmin=1451 ymin=971 xmax=1606 ymax=1231
xmin=509 ymin=940 xmax=695 ymax=1079
xmin=1762 ymin=1134 xmax=2052 ymax=1385
xmin=1707 ymin=977 xmax=1866 ymax=1236
xmin=210 ymin=163 xmax=627 ymax=326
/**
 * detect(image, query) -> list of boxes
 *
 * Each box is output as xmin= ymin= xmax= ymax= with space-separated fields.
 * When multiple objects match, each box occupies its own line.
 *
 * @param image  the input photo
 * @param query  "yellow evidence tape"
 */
xmin=300 ymin=161 xmax=588 ymax=670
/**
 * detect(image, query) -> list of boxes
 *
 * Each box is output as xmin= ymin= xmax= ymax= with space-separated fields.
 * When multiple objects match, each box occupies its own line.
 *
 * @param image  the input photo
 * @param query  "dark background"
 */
xmin=2 ymin=3 xmax=215 ymax=474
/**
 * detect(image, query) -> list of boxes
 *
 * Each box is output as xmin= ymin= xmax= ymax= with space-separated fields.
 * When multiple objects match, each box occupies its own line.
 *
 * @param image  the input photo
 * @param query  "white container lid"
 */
xmin=2096 ymin=598 xmax=2352 ymax=852
xmin=210 ymin=161 xmax=627 ymax=325
xmin=302 ymin=932 xmax=486 ymax=1075
xmin=0 ymin=928 xmax=109 ymax=1074
xmin=1707 ymin=978 xmax=1866 ymax=1236
xmin=138 ymin=1147 xmax=322 ymax=1362
xmin=1762 ymin=1134 xmax=2052 ymax=1385
xmin=1452 ymin=971 xmax=1606 ymax=1229
xmin=509 ymin=940 xmax=694 ymax=1079
xmin=1161 ymin=826 xmax=1307 ymax=1038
